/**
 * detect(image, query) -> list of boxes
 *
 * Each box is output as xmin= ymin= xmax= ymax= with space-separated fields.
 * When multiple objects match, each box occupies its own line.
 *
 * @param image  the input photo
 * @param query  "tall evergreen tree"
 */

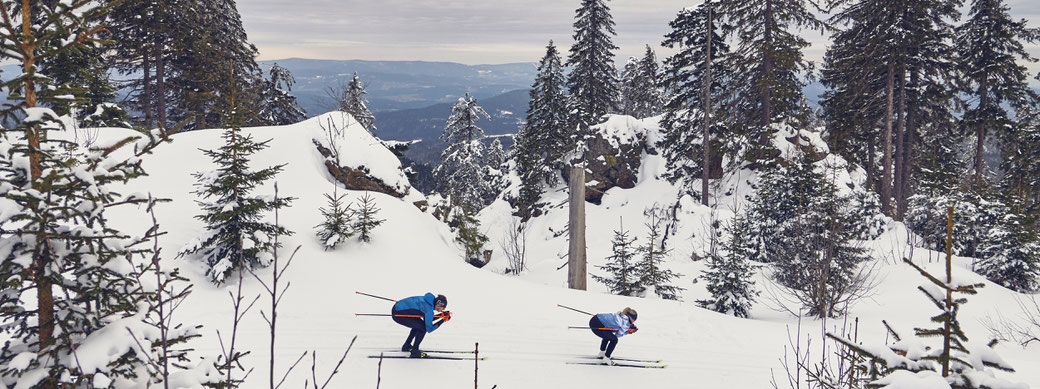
xmin=257 ymin=63 xmax=306 ymax=125
xmin=514 ymin=41 xmax=570 ymax=218
xmin=592 ymin=219 xmax=642 ymax=296
xmin=340 ymin=72 xmax=377 ymax=133
xmin=178 ymin=83 xmax=294 ymax=283
xmin=717 ymin=0 xmax=825 ymax=160
xmin=977 ymin=191 xmax=1040 ymax=292
xmin=435 ymin=93 xmax=495 ymax=209
xmin=955 ymin=0 xmax=1039 ymax=185
xmin=566 ymin=0 xmax=620 ymax=136
xmin=0 ymin=1 xmax=205 ymax=385
xmin=659 ymin=3 xmax=731 ymax=202
xmin=620 ymin=45 xmax=663 ymax=119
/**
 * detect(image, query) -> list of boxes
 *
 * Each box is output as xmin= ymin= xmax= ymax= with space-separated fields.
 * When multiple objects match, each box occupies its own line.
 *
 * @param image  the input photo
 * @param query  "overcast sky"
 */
xmin=240 ymin=0 xmax=1040 ymax=72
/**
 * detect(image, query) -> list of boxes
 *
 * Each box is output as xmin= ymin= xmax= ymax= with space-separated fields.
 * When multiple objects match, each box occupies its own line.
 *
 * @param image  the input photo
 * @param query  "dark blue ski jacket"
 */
xmin=392 ymin=293 xmax=440 ymax=333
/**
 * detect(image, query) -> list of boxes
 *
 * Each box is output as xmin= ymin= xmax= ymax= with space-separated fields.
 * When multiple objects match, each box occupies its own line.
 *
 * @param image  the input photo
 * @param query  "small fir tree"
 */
xmin=178 ymin=81 xmax=294 ymax=284
xmin=316 ymin=186 xmax=355 ymax=250
xmin=697 ymin=216 xmax=760 ymax=318
xmin=635 ymin=207 xmax=684 ymax=300
xmin=592 ymin=218 xmax=642 ymax=296
xmin=340 ymin=72 xmax=377 ymax=132
xmin=453 ymin=205 xmax=489 ymax=266
xmin=353 ymin=192 xmax=385 ymax=243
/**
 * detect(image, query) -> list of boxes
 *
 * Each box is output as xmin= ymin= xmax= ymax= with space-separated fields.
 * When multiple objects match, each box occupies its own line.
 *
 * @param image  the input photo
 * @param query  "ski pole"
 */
xmin=355 ymin=313 xmax=449 ymax=319
xmin=356 ymin=291 xmax=397 ymax=302
xmin=557 ymin=304 xmax=593 ymax=316
xmin=568 ymin=326 xmax=619 ymax=331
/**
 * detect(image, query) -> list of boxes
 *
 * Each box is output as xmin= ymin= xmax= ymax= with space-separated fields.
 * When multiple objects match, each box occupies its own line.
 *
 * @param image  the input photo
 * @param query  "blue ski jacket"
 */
xmin=595 ymin=313 xmax=633 ymax=338
xmin=393 ymin=293 xmax=440 ymax=333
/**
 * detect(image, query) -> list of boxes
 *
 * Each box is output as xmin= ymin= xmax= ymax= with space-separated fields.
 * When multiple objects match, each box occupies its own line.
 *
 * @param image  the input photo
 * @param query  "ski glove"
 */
xmin=627 ymin=326 xmax=638 ymax=334
xmin=441 ymin=311 xmax=452 ymax=322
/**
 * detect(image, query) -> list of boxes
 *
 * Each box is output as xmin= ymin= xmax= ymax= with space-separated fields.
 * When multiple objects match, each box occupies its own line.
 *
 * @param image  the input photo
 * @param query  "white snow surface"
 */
xmin=56 ymin=113 xmax=1038 ymax=388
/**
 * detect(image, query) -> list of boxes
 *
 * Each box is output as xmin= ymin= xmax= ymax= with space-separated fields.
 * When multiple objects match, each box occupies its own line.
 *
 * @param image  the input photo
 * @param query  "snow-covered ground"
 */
xmin=97 ymin=112 xmax=1038 ymax=388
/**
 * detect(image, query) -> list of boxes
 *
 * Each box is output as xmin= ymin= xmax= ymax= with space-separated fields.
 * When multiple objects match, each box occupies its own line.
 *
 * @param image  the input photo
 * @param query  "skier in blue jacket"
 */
xmin=589 ymin=307 xmax=638 ymax=365
xmin=391 ymin=293 xmax=450 ymax=358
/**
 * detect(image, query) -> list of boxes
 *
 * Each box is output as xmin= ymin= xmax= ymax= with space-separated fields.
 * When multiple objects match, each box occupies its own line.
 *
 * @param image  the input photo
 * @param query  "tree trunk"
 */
xmin=894 ymin=65 xmax=906 ymax=220
xmin=568 ymin=166 xmax=587 ymax=290
xmin=156 ymin=39 xmax=167 ymax=128
xmin=142 ymin=53 xmax=153 ymax=128
xmin=701 ymin=0 xmax=712 ymax=206
xmin=974 ymin=79 xmax=989 ymax=186
xmin=881 ymin=59 xmax=895 ymax=216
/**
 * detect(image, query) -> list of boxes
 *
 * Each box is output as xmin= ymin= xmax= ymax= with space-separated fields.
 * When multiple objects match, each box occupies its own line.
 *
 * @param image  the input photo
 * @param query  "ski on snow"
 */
xmin=566 ymin=361 xmax=667 ymax=369
xmin=576 ymin=355 xmax=663 ymax=363
xmin=378 ymin=349 xmax=476 ymax=354
xmin=368 ymin=355 xmax=487 ymax=361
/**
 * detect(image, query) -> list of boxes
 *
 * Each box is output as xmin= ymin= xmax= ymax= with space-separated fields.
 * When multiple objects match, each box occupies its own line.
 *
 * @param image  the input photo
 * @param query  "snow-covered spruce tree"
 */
xmin=1003 ymin=99 xmax=1040 ymax=214
xmin=716 ymin=0 xmax=824 ymax=162
xmin=316 ymin=186 xmax=355 ymax=250
xmin=619 ymin=46 xmax=662 ymax=119
xmin=339 ymin=72 xmax=376 ymax=133
xmin=513 ymin=41 xmax=570 ymax=218
xmin=0 ymin=1 xmax=206 ymax=386
xmin=566 ymin=0 xmax=619 ymax=135
xmin=697 ymin=216 xmax=760 ymax=318
xmin=619 ymin=57 xmax=641 ymax=117
xmin=747 ymin=155 xmax=873 ymax=318
xmin=487 ymin=138 xmax=506 ymax=172
xmin=353 ymin=192 xmax=385 ymax=243
xmin=452 ymin=205 xmax=489 ymax=266
xmin=829 ymin=258 xmax=1024 ymax=388
xmin=179 ymin=81 xmax=294 ymax=284
xmin=955 ymin=0 xmax=1039 ymax=185
xmin=435 ymin=93 xmax=495 ymax=209
xmin=635 ymin=207 xmax=684 ymax=300
xmin=591 ymin=218 xmax=642 ymax=296
xmin=977 ymin=191 xmax=1040 ymax=293
xmin=659 ymin=2 xmax=731 ymax=203
xmin=257 ymin=62 xmax=306 ymax=126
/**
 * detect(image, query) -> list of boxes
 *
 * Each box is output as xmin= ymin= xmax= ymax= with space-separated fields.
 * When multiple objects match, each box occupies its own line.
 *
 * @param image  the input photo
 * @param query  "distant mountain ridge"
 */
xmin=257 ymin=58 xmax=538 ymax=115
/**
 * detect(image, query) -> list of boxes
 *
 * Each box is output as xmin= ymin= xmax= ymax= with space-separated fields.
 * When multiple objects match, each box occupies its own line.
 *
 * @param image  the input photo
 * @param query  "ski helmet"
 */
xmin=434 ymin=295 xmax=448 ymax=309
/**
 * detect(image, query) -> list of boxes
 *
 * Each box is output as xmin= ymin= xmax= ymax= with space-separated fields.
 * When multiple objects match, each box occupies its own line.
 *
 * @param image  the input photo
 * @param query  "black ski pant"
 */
xmin=392 ymin=309 xmax=426 ymax=351
xmin=590 ymin=316 xmax=619 ymax=357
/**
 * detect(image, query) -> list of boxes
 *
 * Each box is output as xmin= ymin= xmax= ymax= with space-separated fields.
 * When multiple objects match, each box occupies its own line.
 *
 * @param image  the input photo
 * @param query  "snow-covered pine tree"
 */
xmin=635 ymin=207 xmax=684 ymax=300
xmin=316 ymin=186 xmax=355 ymax=250
xmin=659 ymin=2 xmax=731 ymax=201
xmin=697 ymin=216 xmax=760 ymax=318
xmin=453 ymin=205 xmax=489 ymax=266
xmin=340 ymin=72 xmax=377 ymax=133
xmin=435 ymin=93 xmax=495 ymax=209
xmin=747 ymin=155 xmax=873 ymax=318
xmin=619 ymin=57 xmax=640 ymax=117
xmin=977 ymin=191 xmax=1040 ymax=293
xmin=591 ymin=218 xmax=642 ymax=296
xmin=487 ymin=138 xmax=506 ymax=172
xmin=353 ymin=192 xmax=385 ymax=243
xmin=514 ymin=41 xmax=570 ymax=218
xmin=566 ymin=0 xmax=620 ymax=135
xmin=829 ymin=257 xmax=1024 ymax=389
xmin=955 ymin=0 xmax=1039 ymax=185
xmin=179 ymin=78 xmax=294 ymax=284
xmin=717 ymin=0 xmax=824 ymax=161
xmin=0 ymin=1 xmax=206 ymax=385
xmin=258 ymin=62 xmax=306 ymax=125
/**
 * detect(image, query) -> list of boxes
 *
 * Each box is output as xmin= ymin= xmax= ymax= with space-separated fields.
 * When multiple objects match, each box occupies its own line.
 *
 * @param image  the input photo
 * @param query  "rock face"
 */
xmin=313 ymin=140 xmax=407 ymax=198
xmin=565 ymin=115 xmax=653 ymax=204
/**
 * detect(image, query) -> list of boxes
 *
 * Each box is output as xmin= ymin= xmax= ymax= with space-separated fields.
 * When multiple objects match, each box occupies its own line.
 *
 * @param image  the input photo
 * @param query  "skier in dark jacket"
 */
xmin=391 ymin=293 xmax=450 ymax=358
xmin=590 ymin=307 xmax=638 ymax=365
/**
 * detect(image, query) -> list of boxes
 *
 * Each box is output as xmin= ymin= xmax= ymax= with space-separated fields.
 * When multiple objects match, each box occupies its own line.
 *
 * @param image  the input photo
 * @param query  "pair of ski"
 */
xmin=367 ymin=349 xmax=486 ymax=361
xmin=567 ymin=355 xmax=667 ymax=369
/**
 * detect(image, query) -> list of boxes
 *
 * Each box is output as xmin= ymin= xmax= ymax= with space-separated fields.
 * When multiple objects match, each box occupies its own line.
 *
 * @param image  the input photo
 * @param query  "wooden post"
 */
xmin=943 ymin=206 xmax=953 ymax=377
xmin=568 ymin=165 xmax=587 ymax=290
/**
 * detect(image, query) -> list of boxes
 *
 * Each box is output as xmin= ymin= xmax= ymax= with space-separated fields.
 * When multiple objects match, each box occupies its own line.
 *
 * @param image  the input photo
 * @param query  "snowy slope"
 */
xmin=93 ymin=112 xmax=1039 ymax=388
